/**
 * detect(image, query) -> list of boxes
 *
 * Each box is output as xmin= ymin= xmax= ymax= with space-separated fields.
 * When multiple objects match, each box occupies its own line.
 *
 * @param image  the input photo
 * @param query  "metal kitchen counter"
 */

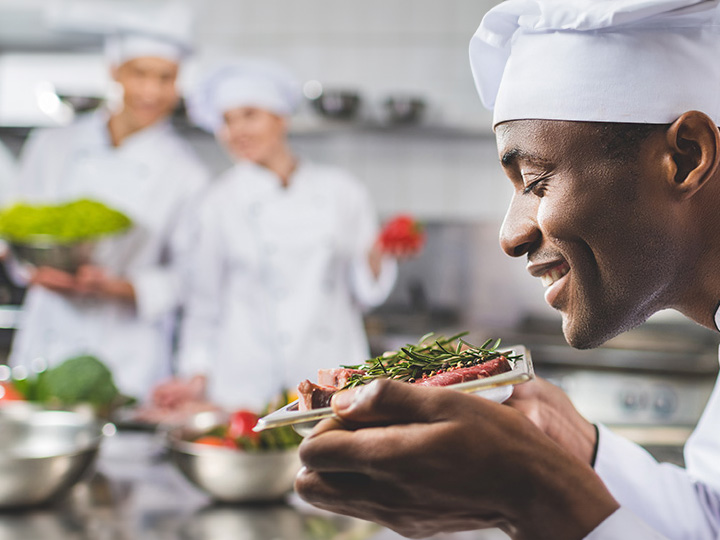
xmin=0 ymin=431 xmax=509 ymax=540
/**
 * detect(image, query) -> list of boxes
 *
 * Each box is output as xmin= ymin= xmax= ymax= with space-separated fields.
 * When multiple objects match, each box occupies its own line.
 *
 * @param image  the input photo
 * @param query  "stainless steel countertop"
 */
xmin=0 ymin=430 xmax=510 ymax=540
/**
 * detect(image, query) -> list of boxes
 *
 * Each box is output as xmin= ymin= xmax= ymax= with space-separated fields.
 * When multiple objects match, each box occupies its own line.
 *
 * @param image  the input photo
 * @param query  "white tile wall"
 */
xmin=185 ymin=0 xmax=502 ymax=221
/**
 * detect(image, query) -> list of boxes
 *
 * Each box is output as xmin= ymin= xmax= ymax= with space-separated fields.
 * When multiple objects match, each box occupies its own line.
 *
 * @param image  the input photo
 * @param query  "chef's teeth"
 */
xmin=541 ymin=265 xmax=569 ymax=287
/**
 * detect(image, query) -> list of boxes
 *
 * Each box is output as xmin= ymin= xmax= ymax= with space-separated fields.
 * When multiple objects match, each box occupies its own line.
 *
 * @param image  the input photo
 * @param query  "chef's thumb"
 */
xmin=330 ymin=378 xmax=447 ymax=426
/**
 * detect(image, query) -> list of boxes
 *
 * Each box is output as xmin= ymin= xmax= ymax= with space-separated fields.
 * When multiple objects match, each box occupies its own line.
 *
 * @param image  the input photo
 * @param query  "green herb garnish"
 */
xmin=341 ymin=332 xmax=522 ymax=389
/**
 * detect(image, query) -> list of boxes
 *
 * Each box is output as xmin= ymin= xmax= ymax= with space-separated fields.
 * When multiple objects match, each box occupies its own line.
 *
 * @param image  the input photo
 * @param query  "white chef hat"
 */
xmin=105 ymin=34 xmax=191 ymax=66
xmin=103 ymin=2 xmax=194 ymax=66
xmin=469 ymin=0 xmax=720 ymax=127
xmin=186 ymin=60 xmax=303 ymax=133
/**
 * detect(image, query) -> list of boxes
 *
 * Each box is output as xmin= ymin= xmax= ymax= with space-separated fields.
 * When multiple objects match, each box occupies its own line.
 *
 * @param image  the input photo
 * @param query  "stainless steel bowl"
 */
xmin=310 ymin=90 xmax=362 ymax=120
xmin=8 ymin=236 xmax=96 ymax=273
xmin=383 ymin=96 xmax=427 ymax=125
xmin=0 ymin=403 xmax=106 ymax=507
xmin=166 ymin=411 xmax=302 ymax=503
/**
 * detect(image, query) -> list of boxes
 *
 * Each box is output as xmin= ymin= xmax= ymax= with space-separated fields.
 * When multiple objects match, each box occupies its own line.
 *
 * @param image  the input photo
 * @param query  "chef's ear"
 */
xmin=110 ymin=65 xmax=120 ymax=82
xmin=665 ymin=110 xmax=720 ymax=200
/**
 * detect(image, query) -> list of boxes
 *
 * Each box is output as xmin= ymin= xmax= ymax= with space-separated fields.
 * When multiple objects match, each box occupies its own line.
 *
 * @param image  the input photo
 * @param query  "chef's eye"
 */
xmin=522 ymin=177 xmax=548 ymax=197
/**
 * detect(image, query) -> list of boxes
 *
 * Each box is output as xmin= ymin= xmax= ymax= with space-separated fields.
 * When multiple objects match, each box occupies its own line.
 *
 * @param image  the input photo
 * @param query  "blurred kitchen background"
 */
xmin=0 ymin=0 xmax=718 ymax=466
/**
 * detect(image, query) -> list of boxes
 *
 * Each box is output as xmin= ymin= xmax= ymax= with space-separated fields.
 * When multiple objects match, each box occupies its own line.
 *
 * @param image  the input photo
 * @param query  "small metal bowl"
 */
xmin=0 ymin=403 xmax=107 ymax=508
xmin=383 ymin=96 xmax=426 ymax=125
xmin=8 ymin=236 xmax=96 ymax=274
xmin=310 ymin=90 xmax=362 ymax=120
xmin=166 ymin=411 xmax=301 ymax=503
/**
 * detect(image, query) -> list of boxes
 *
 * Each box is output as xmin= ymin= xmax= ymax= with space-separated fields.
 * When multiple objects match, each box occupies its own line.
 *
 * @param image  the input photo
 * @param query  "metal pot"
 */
xmin=310 ymin=90 xmax=362 ymax=120
xmin=383 ymin=96 xmax=426 ymax=125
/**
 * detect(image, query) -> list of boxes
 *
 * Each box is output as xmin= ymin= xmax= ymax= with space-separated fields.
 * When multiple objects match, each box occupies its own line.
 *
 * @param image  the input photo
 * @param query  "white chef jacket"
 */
xmin=177 ymin=160 xmax=397 ymax=410
xmin=0 ymin=141 xmax=17 ymax=197
xmin=583 ymin=307 xmax=720 ymax=539
xmin=8 ymin=111 xmax=209 ymax=399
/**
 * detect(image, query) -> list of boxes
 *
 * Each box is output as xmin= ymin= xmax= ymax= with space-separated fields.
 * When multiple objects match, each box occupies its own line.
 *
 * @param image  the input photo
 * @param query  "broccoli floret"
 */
xmin=34 ymin=355 xmax=119 ymax=410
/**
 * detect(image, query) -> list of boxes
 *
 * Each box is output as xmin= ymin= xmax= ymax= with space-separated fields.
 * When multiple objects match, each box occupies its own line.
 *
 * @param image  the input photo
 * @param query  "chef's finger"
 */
xmin=309 ymin=416 xmax=347 ymax=437
xmin=330 ymin=378 xmax=472 ymax=426
xmin=300 ymin=420 xmax=446 ymax=474
xmin=295 ymin=468 xmax=402 ymax=520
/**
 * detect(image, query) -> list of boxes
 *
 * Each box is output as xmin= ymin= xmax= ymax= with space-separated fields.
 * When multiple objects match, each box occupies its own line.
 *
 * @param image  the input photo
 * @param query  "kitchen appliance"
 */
xmin=57 ymin=94 xmax=103 ymax=114
xmin=493 ymin=314 xmax=720 ymax=465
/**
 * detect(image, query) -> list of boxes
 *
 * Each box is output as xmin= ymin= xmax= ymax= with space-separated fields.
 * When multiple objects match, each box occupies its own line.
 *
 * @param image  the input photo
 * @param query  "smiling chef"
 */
xmin=295 ymin=0 xmax=720 ymax=538
xmin=7 ymin=4 xmax=209 ymax=402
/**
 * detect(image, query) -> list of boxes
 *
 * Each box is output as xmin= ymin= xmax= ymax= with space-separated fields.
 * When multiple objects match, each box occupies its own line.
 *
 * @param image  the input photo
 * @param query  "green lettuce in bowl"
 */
xmin=0 ymin=199 xmax=132 ymax=272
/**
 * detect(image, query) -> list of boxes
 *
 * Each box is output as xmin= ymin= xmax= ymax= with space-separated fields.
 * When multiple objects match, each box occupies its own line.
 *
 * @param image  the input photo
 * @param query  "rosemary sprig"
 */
xmin=340 ymin=333 xmax=522 ymax=389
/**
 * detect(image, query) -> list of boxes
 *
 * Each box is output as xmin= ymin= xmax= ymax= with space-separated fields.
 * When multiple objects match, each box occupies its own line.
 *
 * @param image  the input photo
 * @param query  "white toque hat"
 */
xmin=469 ymin=0 xmax=720 ymax=127
xmin=186 ymin=60 xmax=303 ymax=133
xmin=103 ymin=2 xmax=194 ymax=66
xmin=105 ymin=33 xmax=191 ymax=66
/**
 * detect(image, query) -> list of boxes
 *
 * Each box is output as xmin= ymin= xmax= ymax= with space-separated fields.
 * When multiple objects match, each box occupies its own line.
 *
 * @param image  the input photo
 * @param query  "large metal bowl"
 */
xmin=0 ymin=403 xmax=106 ymax=507
xmin=166 ymin=411 xmax=301 ymax=503
xmin=8 ymin=236 xmax=96 ymax=273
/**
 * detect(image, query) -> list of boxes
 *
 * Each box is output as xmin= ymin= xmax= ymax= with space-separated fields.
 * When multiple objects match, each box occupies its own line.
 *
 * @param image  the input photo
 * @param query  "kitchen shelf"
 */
xmin=288 ymin=118 xmax=495 ymax=139
xmin=174 ymin=118 xmax=495 ymax=141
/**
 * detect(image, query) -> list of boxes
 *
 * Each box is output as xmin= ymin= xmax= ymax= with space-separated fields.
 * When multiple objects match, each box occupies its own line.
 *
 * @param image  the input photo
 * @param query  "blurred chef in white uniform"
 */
xmin=151 ymin=61 xmax=400 ymax=411
xmin=0 ymin=142 xmax=17 ymax=199
xmin=8 ymin=19 xmax=209 ymax=400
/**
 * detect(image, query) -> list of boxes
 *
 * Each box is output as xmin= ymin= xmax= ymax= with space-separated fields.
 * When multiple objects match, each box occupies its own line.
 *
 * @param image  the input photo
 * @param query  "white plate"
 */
xmin=256 ymin=346 xmax=533 ymax=437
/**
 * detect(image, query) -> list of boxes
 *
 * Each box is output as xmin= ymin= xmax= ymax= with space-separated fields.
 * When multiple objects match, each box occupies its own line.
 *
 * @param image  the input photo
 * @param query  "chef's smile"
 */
xmin=540 ymin=260 xmax=570 ymax=288
xmin=528 ymin=259 xmax=571 ymax=307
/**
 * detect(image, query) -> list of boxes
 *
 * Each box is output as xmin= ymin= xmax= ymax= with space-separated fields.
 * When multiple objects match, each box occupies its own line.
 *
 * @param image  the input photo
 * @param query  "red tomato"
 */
xmin=0 ymin=381 xmax=23 ymax=401
xmin=379 ymin=214 xmax=425 ymax=253
xmin=228 ymin=410 xmax=260 ymax=440
xmin=194 ymin=436 xmax=237 ymax=448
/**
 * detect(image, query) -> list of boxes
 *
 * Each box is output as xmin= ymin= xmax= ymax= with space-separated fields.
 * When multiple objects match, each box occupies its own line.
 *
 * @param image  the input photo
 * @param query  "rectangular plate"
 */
xmin=255 ymin=346 xmax=533 ymax=437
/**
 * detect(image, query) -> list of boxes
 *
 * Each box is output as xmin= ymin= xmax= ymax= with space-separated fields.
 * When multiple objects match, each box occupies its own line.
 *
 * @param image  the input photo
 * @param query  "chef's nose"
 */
xmin=499 ymin=195 xmax=541 ymax=258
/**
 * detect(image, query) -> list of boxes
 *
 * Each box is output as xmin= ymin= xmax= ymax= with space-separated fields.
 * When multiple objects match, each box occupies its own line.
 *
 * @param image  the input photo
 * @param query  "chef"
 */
xmin=295 ymin=1 xmax=720 ymax=538
xmin=7 ymin=22 xmax=209 ymax=400
xmin=0 ymin=141 xmax=16 ymax=198
xmin=151 ymin=60 xmax=399 ymax=412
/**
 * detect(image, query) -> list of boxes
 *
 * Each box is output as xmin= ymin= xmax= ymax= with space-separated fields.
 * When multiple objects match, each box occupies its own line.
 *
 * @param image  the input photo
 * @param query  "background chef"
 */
xmin=295 ymin=1 xmax=720 ymax=538
xmin=0 ymin=141 xmax=16 ymax=201
xmin=150 ymin=60 xmax=402 ymax=413
xmin=7 ymin=11 xmax=210 ymax=402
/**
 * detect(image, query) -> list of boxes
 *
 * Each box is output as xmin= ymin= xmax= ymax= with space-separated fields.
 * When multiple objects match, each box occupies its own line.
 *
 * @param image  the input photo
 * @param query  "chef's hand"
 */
xmin=74 ymin=265 xmax=136 ymax=303
xmin=367 ymin=240 xmax=418 ymax=279
xmin=30 ymin=266 xmax=78 ymax=294
xmin=295 ymin=379 xmax=618 ymax=540
xmin=505 ymin=377 xmax=597 ymax=465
